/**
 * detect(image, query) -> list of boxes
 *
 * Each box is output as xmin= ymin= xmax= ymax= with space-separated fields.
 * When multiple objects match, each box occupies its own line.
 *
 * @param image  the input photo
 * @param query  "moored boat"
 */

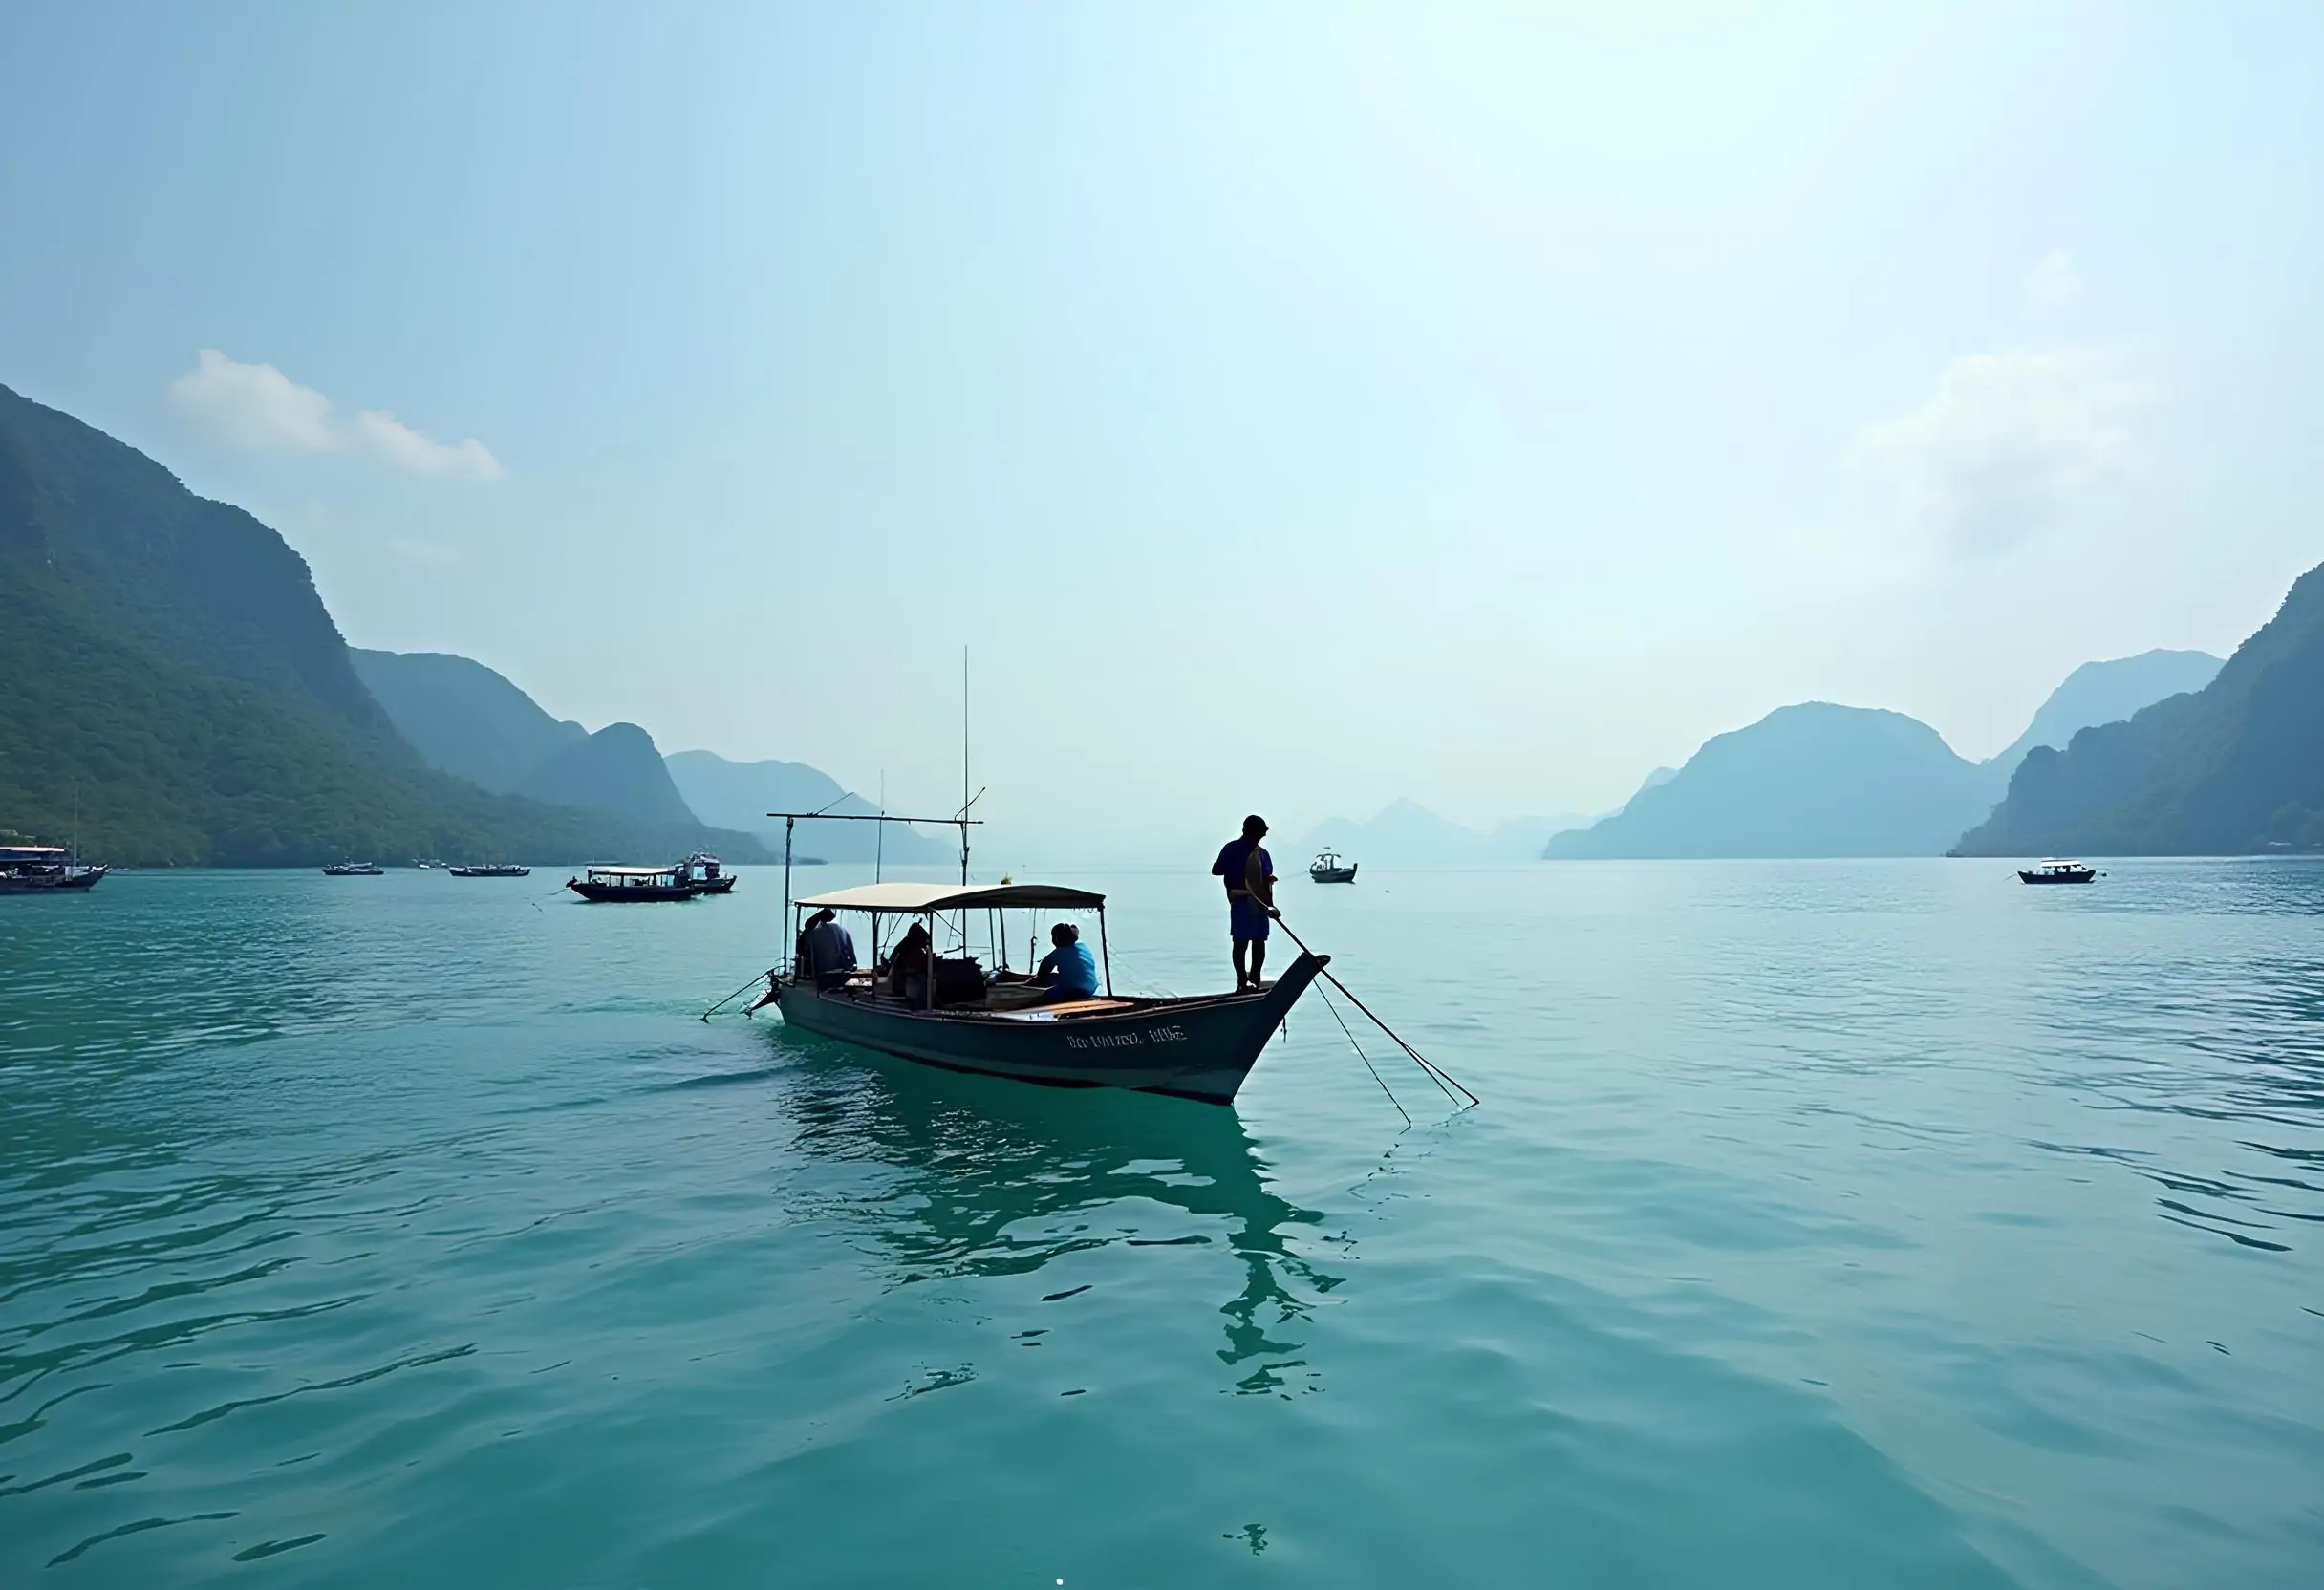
xmin=683 ymin=852 xmax=736 ymax=893
xmin=565 ymin=853 xmax=733 ymax=901
xmin=769 ymin=881 xmax=1326 ymax=1105
xmin=322 ymin=861 xmax=384 ymax=876
xmin=449 ymin=863 xmax=532 ymax=877
xmin=1309 ymin=849 xmax=1358 ymax=884
xmin=2019 ymin=859 xmax=2098 ymax=885
xmin=0 ymin=845 xmax=108 ymax=893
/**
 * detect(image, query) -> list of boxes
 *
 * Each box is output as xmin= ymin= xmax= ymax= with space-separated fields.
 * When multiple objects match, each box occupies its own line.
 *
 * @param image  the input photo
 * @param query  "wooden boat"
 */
xmin=566 ymin=853 xmax=733 ymax=901
xmin=1309 ymin=849 xmax=1358 ymax=884
xmin=0 ymin=845 xmax=107 ymax=893
xmin=683 ymin=852 xmax=736 ymax=893
xmin=2019 ymin=859 xmax=2098 ymax=885
xmin=772 ymin=881 xmax=1327 ymax=1105
xmin=321 ymin=861 xmax=384 ymax=876
xmin=449 ymin=864 xmax=531 ymax=878
xmin=567 ymin=864 xmax=698 ymax=901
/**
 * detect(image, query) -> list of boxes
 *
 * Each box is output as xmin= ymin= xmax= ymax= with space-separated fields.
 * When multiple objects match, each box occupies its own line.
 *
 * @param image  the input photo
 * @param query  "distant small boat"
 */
xmin=683 ymin=852 xmax=737 ymax=894
xmin=449 ymin=863 xmax=531 ymax=878
xmin=1309 ymin=849 xmax=1358 ymax=884
xmin=322 ymin=861 xmax=384 ymax=876
xmin=2019 ymin=859 xmax=2098 ymax=885
xmin=565 ymin=853 xmax=732 ymax=902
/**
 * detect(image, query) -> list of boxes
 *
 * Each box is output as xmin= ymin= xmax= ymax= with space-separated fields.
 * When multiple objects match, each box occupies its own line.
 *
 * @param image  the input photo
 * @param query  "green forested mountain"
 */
xmin=663 ymin=749 xmax=950 ymax=864
xmin=1956 ymin=561 xmax=2324 ymax=855
xmin=517 ymin=723 xmax=701 ymax=829
xmin=0 ymin=380 xmax=760 ymax=865
xmin=349 ymin=648 xmax=588 ymax=794
xmin=1546 ymin=652 xmax=2241 ymax=861
xmin=1983 ymin=649 xmax=2223 ymax=776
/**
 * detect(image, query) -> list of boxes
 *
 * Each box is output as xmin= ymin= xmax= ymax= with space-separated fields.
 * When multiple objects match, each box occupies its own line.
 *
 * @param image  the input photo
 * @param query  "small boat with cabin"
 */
xmin=2018 ymin=859 xmax=2098 ymax=885
xmin=768 ymin=880 xmax=1327 ymax=1105
xmin=566 ymin=853 xmax=734 ymax=901
xmin=1309 ymin=849 xmax=1358 ymax=884
xmin=449 ymin=863 xmax=532 ymax=878
xmin=321 ymin=861 xmax=384 ymax=876
xmin=0 ymin=845 xmax=108 ymax=893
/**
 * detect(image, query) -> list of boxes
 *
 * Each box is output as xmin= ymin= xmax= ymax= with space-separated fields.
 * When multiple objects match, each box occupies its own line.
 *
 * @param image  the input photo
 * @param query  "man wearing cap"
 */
xmin=1211 ymin=814 xmax=1279 ymax=991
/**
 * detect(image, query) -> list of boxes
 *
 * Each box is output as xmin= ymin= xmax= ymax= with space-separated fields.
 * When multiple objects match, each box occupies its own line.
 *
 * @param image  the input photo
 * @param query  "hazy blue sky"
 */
xmin=5 ymin=3 xmax=2320 ymax=857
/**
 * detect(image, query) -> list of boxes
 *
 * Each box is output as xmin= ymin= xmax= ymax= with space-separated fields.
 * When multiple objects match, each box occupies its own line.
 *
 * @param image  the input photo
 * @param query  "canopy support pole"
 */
xmin=780 ymin=816 xmax=795 ymax=971
xmin=1098 ymin=904 xmax=1112 ymax=997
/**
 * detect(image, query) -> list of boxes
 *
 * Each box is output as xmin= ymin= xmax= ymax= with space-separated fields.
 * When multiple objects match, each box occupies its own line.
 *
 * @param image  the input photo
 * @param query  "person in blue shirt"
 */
xmin=1034 ymin=921 xmax=1100 ymax=1002
xmin=1211 ymin=814 xmax=1278 ymax=990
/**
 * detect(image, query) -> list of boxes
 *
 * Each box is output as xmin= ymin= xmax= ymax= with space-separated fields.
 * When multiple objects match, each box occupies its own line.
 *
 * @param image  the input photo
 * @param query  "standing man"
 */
xmin=1212 ymin=814 xmax=1278 ymax=990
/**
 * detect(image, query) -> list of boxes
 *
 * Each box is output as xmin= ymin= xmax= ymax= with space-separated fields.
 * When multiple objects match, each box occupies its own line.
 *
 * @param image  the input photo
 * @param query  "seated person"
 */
xmin=800 ymin=908 xmax=858 ymax=989
xmin=887 ymin=920 xmax=933 ymax=1001
xmin=1033 ymin=922 xmax=1100 ymax=1004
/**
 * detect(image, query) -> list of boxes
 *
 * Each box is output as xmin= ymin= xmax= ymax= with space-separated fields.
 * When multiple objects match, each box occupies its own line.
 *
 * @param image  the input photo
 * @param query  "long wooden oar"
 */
xmin=700 ymin=969 xmax=776 ymax=1021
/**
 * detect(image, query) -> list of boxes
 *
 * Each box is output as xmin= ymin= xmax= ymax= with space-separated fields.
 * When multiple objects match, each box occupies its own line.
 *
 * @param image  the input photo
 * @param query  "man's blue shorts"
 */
xmin=1230 ymin=895 xmax=1271 ymax=942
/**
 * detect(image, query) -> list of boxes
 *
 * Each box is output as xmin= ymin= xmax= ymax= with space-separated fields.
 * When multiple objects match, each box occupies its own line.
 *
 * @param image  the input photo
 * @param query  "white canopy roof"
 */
xmin=795 ymin=881 xmax=1106 ymax=913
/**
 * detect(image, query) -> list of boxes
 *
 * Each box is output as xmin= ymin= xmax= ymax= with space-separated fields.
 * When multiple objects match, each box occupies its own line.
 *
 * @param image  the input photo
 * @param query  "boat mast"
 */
xmin=959 ymin=646 xmax=970 ymax=887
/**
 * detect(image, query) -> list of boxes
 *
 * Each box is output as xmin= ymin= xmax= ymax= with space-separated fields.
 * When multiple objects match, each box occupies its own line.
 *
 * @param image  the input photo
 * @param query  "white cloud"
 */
xmin=2025 ymin=249 xmax=2081 ymax=310
xmin=165 ymin=350 xmax=499 ymax=482
xmin=167 ymin=349 xmax=338 ymax=452
xmin=349 ymin=409 xmax=502 ymax=481
xmin=1851 ymin=347 xmax=2155 ymax=557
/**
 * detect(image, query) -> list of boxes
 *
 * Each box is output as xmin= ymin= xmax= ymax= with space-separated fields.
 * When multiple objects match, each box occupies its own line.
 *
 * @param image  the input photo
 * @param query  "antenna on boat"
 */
xmin=960 ymin=645 xmax=970 ymax=886
xmin=875 ymin=770 xmax=886 ymax=884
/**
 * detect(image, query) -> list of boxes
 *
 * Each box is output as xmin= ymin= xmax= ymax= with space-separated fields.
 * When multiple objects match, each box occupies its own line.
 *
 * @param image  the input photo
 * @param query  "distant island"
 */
xmin=0 ymin=380 xmax=869 ymax=867
xmin=1547 ymin=704 xmax=1999 ymax=859
xmin=1295 ymin=799 xmax=1594 ymax=867
xmin=1956 ymin=561 xmax=2324 ymax=855
xmin=1548 ymin=650 xmax=2226 ymax=860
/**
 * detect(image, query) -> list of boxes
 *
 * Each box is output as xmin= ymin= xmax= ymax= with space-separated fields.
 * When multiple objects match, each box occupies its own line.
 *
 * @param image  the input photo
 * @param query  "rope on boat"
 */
xmin=1315 ymin=982 xmax=1409 ymax=1125
xmin=1274 ymin=914 xmax=1480 ymax=1111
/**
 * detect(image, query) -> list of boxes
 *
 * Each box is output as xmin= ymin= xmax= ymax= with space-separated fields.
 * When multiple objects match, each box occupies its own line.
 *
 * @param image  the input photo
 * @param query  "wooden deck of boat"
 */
xmin=984 ymin=998 xmax=1137 ymax=1021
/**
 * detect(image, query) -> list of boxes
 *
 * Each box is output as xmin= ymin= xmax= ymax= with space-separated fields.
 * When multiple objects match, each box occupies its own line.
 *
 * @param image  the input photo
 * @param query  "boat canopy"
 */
xmin=589 ymin=865 xmax=680 ymax=877
xmin=795 ymin=881 xmax=1106 ymax=914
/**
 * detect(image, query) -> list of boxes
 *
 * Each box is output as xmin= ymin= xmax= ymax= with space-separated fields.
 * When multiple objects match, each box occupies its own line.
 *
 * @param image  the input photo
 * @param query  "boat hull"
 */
xmin=567 ymin=879 xmax=700 ymax=902
xmin=1310 ymin=867 xmax=1357 ymax=883
xmin=2018 ymin=870 xmax=2096 ymax=885
xmin=0 ymin=867 xmax=106 ymax=893
xmin=775 ymin=953 xmax=1328 ymax=1105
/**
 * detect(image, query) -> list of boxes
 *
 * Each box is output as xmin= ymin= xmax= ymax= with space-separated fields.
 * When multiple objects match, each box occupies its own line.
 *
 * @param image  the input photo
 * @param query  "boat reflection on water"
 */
xmin=769 ymin=1030 xmax=1345 ymax=1388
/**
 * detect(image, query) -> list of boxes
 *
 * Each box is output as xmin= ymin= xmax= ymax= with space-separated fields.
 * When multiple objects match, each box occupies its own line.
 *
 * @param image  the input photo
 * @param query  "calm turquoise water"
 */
xmin=3 ymin=860 xmax=2320 ymax=1586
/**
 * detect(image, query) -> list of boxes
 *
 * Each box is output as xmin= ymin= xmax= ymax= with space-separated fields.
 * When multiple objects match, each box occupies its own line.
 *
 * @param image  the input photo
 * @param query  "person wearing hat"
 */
xmin=1211 ymin=814 xmax=1278 ymax=990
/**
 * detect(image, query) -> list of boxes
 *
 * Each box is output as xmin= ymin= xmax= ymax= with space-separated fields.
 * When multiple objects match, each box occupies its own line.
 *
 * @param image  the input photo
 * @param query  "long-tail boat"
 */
xmin=770 ymin=880 xmax=1326 ymax=1105
xmin=2018 ymin=859 xmax=2098 ymax=885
